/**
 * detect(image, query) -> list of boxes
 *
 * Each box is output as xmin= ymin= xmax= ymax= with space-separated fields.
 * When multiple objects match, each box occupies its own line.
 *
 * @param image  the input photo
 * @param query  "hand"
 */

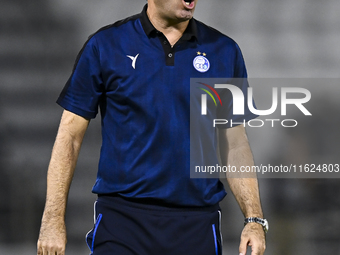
xmin=37 ymin=217 xmax=67 ymax=255
xmin=239 ymin=222 xmax=266 ymax=255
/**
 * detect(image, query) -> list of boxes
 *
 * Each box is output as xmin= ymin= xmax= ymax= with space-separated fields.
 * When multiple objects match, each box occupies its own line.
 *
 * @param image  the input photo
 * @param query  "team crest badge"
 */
xmin=193 ymin=52 xmax=210 ymax=73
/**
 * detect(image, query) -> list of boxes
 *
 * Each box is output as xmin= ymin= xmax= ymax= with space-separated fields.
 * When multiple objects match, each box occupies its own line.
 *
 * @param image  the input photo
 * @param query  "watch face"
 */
xmin=263 ymin=219 xmax=269 ymax=233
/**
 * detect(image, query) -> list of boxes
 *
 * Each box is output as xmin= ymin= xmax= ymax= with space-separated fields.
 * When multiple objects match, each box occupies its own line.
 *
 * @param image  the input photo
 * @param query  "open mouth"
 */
xmin=183 ymin=0 xmax=195 ymax=9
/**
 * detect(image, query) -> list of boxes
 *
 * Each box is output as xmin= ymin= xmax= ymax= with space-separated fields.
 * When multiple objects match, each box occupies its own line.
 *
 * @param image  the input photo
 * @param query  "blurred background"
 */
xmin=0 ymin=0 xmax=339 ymax=254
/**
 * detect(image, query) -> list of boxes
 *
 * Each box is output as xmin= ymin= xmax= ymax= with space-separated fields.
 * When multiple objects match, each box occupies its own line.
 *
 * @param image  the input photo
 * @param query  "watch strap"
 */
xmin=244 ymin=217 xmax=268 ymax=233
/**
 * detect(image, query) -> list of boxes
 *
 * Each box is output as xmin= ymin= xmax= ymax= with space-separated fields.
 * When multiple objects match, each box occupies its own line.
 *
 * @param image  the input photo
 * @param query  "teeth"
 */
xmin=185 ymin=2 xmax=190 ymax=5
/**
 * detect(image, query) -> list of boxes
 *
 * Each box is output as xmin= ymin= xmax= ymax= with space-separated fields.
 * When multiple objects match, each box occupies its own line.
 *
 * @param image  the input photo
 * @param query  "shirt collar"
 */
xmin=140 ymin=4 xmax=198 ymax=42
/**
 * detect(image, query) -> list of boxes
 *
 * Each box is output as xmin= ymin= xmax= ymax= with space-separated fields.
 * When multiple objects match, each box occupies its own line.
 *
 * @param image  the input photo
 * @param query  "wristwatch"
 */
xmin=244 ymin=217 xmax=269 ymax=233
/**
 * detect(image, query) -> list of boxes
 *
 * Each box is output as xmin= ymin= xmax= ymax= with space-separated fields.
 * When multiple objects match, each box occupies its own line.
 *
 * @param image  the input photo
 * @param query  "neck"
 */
xmin=147 ymin=4 xmax=190 ymax=46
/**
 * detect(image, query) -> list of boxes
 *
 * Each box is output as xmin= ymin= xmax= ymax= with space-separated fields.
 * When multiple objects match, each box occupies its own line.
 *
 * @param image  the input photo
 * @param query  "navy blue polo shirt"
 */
xmin=57 ymin=5 xmax=257 ymax=206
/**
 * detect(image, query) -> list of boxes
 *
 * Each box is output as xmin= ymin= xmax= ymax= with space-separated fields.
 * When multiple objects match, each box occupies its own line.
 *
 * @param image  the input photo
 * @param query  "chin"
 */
xmin=177 ymin=10 xmax=194 ymax=20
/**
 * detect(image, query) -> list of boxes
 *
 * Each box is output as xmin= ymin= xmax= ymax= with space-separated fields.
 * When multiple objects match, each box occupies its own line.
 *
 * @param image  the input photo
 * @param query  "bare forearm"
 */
xmin=219 ymin=126 xmax=263 ymax=218
xmin=38 ymin=111 xmax=89 ymax=255
xmin=43 ymin=132 xmax=81 ymax=219
xmin=225 ymin=143 xmax=263 ymax=218
xmin=225 ymin=145 xmax=266 ymax=255
xmin=219 ymin=126 xmax=266 ymax=254
xmin=42 ymin=111 xmax=88 ymax=221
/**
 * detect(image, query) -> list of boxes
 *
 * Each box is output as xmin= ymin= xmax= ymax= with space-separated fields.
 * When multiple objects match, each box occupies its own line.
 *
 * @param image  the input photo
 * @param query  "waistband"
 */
xmin=97 ymin=194 xmax=220 ymax=215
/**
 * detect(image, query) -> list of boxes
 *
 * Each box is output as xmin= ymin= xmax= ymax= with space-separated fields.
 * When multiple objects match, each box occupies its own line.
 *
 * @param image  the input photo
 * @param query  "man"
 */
xmin=37 ymin=0 xmax=266 ymax=254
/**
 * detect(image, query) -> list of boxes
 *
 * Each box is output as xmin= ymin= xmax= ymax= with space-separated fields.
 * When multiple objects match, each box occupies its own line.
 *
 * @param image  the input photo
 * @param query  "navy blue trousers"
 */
xmin=86 ymin=195 xmax=222 ymax=255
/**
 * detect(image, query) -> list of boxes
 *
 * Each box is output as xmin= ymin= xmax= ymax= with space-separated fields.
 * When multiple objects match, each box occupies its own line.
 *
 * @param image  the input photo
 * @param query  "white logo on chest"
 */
xmin=127 ymin=53 xmax=139 ymax=69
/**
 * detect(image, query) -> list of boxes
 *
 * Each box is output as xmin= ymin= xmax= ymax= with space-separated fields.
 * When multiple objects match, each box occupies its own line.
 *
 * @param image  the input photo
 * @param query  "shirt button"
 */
xmin=168 ymin=53 xmax=173 ymax=58
xmin=163 ymin=41 xmax=167 ymax=45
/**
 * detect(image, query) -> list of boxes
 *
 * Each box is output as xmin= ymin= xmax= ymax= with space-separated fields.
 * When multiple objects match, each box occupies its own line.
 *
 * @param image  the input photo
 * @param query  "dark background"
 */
xmin=0 ymin=0 xmax=339 ymax=254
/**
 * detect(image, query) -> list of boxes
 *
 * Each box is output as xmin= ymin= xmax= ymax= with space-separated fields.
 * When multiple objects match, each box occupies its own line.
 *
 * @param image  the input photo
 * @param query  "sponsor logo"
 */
xmin=127 ymin=53 xmax=139 ymax=69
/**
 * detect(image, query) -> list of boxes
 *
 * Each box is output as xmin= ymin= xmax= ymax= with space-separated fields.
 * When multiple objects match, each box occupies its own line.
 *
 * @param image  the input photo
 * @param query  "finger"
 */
xmin=49 ymin=247 xmax=59 ymax=255
xmin=250 ymin=244 xmax=259 ymax=255
xmin=45 ymin=245 xmax=56 ymax=255
xmin=54 ymin=245 xmax=65 ymax=255
xmin=46 ymin=248 xmax=56 ymax=255
xmin=57 ymin=246 xmax=65 ymax=255
xmin=239 ymin=236 xmax=249 ymax=255
xmin=37 ymin=241 xmax=43 ymax=255
xmin=250 ymin=242 xmax=265 ymax=255
xmin=42 ymin=246 xmax=48 ymax=255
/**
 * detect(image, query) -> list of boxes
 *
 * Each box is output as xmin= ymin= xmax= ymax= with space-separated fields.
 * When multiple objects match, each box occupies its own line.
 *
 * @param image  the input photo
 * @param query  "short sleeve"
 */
xmin=215 ymin=43 xmax=258 ymax=128
xmin=234 ymin=43 xmax=247 ymax=78
xmin=57 ymin=36 xmax=103 ymax=119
